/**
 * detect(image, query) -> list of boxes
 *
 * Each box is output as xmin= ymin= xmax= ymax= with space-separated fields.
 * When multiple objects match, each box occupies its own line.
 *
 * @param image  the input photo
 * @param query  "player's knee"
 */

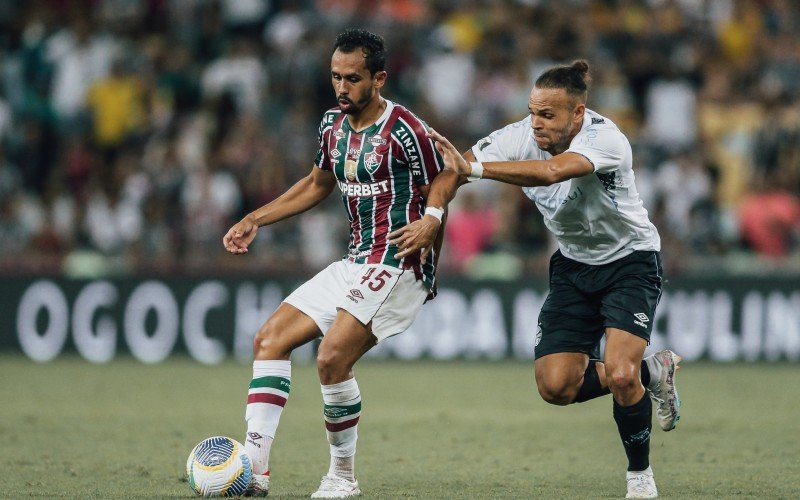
xmin=253 ymin=320 xmax=289 ymax=359
xmin=316 ymin=347 xmax=348 ymax=382
xmin=536 ymin=380 xmax=576 ymax=406
xmin=606 ymin=366 xmax=638 ymax=394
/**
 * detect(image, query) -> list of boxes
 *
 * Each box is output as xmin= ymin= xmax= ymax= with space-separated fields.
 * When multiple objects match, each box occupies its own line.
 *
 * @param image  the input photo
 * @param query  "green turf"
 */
xmin=1 ymin=356 xmax=799 ymax=499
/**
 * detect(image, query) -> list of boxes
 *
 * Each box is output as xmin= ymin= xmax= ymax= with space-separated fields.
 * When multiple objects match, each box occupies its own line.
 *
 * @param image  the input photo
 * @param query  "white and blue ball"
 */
xmin=186 ymin=436 xmax=252 ymax=497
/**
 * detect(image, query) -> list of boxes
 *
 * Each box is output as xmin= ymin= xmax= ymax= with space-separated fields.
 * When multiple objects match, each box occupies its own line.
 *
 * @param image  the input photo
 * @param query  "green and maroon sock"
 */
xmin=245 ymin=360 xmax=291 ymax=475
xmin=321 ymin=379 xmax=361 ymax=481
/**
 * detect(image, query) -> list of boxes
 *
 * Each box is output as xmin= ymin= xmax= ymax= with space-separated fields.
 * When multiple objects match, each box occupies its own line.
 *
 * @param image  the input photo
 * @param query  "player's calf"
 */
xmin=573 ymin=359 xmax=611 ymax=403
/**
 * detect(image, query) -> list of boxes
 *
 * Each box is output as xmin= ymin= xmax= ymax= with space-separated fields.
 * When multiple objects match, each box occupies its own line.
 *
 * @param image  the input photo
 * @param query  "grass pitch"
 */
xmin=1 ymin=356 xmax=799 ymax=499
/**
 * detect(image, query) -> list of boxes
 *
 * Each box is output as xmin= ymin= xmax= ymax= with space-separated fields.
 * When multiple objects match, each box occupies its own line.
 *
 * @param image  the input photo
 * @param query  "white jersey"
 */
xmin=471 ymin=108 xmax=660 ymax=265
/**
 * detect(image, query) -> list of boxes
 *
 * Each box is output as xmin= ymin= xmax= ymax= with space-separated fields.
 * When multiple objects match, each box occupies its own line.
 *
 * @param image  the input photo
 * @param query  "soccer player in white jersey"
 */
xmin=223 ymin=29 xmax=456 ymax=498
xmin=392 ymin=60 xmax=681 ymax=498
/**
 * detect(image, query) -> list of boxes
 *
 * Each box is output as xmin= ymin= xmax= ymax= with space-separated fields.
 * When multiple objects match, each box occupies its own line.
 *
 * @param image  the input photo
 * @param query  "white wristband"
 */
xmin=424 ymin=206 xmax=444 ymax=223
xmin=468 ymin=161 xmax=484 ymax=182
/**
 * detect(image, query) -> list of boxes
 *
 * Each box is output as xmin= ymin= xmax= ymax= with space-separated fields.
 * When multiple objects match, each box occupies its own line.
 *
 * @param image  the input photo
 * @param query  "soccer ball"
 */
xmin=186 ymin=436 xmax=253 ymax=497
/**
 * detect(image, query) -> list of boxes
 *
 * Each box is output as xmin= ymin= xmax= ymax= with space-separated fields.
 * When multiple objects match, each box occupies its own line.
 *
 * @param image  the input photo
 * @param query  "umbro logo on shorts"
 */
xmin=633 ymin=312 xmax=650 ymax=328
xmin=347 ymin=289 xmax=364 ymax=303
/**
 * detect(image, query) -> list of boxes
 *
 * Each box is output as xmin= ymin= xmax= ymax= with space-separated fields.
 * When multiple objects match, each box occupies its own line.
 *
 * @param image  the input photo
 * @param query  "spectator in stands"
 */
xmin=739 ymin=176 xmax=800 ymax=258
xmin=0 ymin=1 xmax=798 ymax=276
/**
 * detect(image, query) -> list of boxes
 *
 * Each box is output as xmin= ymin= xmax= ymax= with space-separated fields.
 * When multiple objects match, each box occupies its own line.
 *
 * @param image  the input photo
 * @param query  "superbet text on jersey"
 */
xmin=314 ymin=100 xmax=444 ymax=289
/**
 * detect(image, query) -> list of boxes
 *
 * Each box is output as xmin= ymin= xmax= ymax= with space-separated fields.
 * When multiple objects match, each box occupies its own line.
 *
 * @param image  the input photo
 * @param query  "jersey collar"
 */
xmin=342 ymin=99 xmax=395 ymax=135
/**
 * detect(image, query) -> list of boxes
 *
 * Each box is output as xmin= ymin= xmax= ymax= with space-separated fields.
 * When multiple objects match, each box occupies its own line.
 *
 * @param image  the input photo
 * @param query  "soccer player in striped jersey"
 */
xmin=392 ymin=61 xmax=682 ymax=499
xmin=222 ymin=29 xmax=456 ymax=498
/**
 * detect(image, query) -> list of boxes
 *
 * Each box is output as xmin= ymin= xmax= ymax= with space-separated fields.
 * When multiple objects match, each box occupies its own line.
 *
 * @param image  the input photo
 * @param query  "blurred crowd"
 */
xmin=0 ymin=0 xmax=798 ymax=278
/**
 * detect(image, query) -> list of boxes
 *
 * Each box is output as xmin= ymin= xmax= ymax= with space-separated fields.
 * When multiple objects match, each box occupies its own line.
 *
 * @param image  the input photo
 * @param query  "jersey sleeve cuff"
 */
xmin=565 ymin=150 xmax=597 ymax=172
xmin=470 ymin=145 xmax=488 ymax=163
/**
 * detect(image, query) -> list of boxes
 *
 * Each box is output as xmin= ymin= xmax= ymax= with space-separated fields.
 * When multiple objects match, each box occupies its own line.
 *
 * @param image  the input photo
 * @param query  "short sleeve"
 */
xmin=567 ymin=128 xmax=628 ymax=173
xmin=471 ymin=117 xmax=531 ymax=163
xmin=315 ymin=113 xmax=336 ymax=171
xmin=397 ymin=113 xmax=445 ymax=186
xmin=412 ymin=129 xmax=445 ymax=186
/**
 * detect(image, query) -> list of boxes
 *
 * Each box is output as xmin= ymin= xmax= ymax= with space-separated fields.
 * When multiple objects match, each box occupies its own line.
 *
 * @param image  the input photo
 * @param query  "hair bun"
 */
xmin=571 ymin=60 xmax=590 ymax=78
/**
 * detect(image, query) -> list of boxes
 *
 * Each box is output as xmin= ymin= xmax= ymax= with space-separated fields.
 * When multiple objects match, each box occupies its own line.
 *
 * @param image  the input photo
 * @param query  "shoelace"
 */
xmin=628 ymin=474 xmax=654 ymax=493
xmin=319 ymin=475 xmax=352 ymax=491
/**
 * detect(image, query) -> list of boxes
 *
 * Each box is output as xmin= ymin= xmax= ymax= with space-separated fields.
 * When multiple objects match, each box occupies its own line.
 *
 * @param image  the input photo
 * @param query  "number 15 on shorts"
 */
xmin=344 ymin=265 xmax=401 ymax=310
xmin=360 ymin=267 xmax=393 ymax=291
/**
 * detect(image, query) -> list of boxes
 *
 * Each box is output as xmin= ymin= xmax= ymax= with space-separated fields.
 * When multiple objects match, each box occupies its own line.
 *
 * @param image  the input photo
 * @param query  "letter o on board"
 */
xmin=17 ymin=280 xmax=69 ymax=362
xmin=124 ymin=281 xmax=179 ymax=363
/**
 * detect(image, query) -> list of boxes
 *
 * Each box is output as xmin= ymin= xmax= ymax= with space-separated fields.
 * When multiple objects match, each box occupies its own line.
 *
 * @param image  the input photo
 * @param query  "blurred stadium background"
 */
xmin=0 ymin=0 xmax=798 ymax=363
xmin=1 ymin=0 xmax=799 ymax=497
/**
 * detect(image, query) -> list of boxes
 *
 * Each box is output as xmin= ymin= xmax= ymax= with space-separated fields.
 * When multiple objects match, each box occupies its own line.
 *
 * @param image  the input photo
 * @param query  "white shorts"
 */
xmin=284 ymin=260 xmax=428 ymax=342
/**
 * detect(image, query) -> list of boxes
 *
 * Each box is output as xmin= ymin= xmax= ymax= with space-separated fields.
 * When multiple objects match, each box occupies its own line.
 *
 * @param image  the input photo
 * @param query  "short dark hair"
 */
xmin=333 ymin=29 xmax=386 ymax=76
xmin=535 ymin=60 xmax=591 ymax=100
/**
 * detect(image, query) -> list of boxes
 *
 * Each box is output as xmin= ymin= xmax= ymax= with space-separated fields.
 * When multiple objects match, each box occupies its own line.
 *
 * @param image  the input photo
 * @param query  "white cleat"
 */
xmin=310 ymin=474 xmax=361 ymax=498
xmin=244 ymin=473 xmax=270 ymax=497
xmin=644 ymin=349 xmax=682 ymax=431
xmin=626 ymin=466 xmax=658 ymax=498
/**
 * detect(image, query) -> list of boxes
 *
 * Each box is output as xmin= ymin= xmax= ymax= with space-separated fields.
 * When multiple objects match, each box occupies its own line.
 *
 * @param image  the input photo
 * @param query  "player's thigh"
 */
xmin=599 ymin=251 xmax=663 ymax=344
xmin=368 ymin=269 xmax=427 ymax=342
xmin=283 ymin=260 xmax=350 ymax=336
xmin=317 ymin=308 xmax=378 ymax=367
xmin=254 ymin=303 xmax=321 ymax=357
xmin=536 ymin=277 xmax=604 ymax=360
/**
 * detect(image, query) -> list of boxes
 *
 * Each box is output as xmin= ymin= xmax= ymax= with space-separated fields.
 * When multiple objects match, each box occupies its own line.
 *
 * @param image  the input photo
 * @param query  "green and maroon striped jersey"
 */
xmin=314 ymin=100 xmax=444 ymax=290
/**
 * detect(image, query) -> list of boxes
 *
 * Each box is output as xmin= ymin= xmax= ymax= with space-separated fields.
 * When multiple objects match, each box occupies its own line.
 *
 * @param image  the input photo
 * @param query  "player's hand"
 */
xmin=427 ymin=128 xmax=471 ymax=176
xmin=223 ymin=215 xmax=258 ymax=254
xmin=388 ymin=216 xmax=440 ymax=262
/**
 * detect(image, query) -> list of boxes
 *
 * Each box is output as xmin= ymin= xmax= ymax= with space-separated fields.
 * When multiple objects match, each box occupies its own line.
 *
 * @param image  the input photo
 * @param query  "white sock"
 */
xmin=329 ymin=455 xmax=355 ymax=481
xmin=321 ymin=378 xmax=361 ymax=481
xmin=245 ymin=360 xmax=291 ymax=475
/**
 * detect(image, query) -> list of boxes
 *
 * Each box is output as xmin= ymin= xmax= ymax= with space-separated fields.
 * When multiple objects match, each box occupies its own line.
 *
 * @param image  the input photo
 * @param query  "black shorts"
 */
xmin=534 ymin=250 xmax=663 ymax=360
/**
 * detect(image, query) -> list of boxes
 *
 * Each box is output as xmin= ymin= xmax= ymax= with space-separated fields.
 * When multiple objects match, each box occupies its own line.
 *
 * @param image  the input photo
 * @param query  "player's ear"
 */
xmin=574 ymin=102 xmax=585 ymax=122
xmin=373 ymin=70 xmax=387 ymax=89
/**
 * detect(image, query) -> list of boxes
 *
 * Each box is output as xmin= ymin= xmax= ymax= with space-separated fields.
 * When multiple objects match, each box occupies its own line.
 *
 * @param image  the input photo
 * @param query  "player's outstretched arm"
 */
xmin=223 ymin=167 xmax=336 ymax=254
xmin=427 ymin=128 xmax=594 ymax=186
xmin=426 ymin=128 xmax=472 ymax=176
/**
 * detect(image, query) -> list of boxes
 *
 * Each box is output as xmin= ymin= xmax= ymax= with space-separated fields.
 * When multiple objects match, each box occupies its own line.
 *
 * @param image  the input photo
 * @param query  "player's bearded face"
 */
xmin=529 ymin=88 xmax=584 ymax=155
xmin=330 ymin=49 xmax=382 ymax=115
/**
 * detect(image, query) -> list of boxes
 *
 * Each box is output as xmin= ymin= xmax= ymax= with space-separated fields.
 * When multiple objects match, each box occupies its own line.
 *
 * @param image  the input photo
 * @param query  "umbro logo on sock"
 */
xmin=247 ymin=431 xmax=264 ymax=447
